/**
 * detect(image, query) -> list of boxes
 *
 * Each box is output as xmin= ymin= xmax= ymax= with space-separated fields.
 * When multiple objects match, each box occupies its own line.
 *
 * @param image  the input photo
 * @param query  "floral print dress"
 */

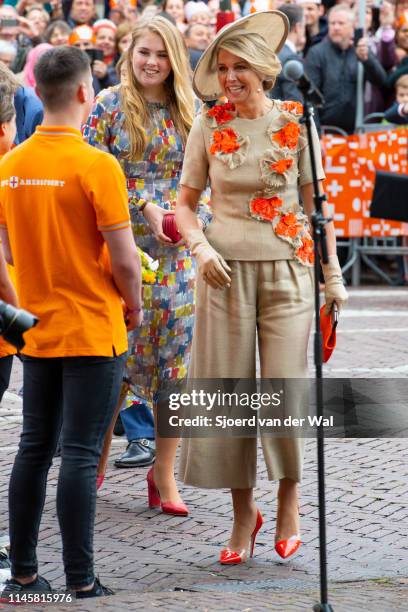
xmin=83 ymin=85 xmax=211 ymax=407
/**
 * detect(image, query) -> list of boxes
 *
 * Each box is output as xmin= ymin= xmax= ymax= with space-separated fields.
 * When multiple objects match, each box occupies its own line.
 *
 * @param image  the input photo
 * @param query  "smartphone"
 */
xmin=0 ymin=18 xmax=19 ymax=27
xmin=84 ymin=49 xmax=104 ymax=63
xmin=354 ymin=27 xmax=364 ymax=46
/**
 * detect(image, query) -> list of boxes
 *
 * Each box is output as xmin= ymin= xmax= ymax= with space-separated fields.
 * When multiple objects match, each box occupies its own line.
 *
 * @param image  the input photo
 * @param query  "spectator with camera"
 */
xmin=68 ymin=23 xmax=118 ymax=92
xmin=91 ymin=18 xmax=119 ymax=87
xmin=304 ymin=4 xmax=387 ymax=133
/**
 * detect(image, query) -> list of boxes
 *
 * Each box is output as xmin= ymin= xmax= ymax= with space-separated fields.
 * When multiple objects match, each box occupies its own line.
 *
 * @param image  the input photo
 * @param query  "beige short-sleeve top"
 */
xmin=180 ymin=100 xmax=325 ymax=266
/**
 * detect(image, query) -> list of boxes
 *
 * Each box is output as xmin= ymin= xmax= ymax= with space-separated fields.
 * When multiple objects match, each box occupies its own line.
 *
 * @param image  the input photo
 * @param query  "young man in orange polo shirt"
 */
xmin=0 ymin=47 xmax=142 ymax=600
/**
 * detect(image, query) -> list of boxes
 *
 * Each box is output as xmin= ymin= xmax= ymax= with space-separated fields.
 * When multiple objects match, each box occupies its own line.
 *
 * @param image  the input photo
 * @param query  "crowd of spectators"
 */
xmin=0 ymin=0 xmax=407 ymax=138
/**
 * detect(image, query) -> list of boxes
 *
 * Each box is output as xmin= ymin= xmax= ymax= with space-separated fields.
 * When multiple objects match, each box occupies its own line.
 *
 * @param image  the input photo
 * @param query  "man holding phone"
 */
xmin=68 ymin=24 xmax=117 ymax=93
xmin=304 ymin=4 xmax=387 ymax=133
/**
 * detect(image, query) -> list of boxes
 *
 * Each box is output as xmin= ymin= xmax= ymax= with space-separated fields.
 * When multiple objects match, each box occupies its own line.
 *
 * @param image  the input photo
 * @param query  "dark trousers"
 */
xmin=0 ymin=355 xmax=13 ymax=402
xmin=8 ymin=353 xmax=126 ymax=588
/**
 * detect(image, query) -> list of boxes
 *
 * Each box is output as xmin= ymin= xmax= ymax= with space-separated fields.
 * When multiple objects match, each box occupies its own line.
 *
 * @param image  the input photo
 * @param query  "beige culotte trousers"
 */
xmin=178 ymin=260 xmax=314 ymax=489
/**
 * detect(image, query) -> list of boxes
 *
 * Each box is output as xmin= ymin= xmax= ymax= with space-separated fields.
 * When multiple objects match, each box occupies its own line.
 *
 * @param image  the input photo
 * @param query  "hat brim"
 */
xmin=193 ymin=11 xmax=289 ymax=101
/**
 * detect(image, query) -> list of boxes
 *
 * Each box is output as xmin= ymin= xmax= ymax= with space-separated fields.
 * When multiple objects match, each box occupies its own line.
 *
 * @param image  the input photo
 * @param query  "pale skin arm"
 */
xmin=101 ymin=226 xmax=143 ymax=330
xmin=300 ymin=182 xmax=337 ymax=257
xmin=0 ymin=229 xmax=13 ymax=266
xmin=174 ymin=185 xmax=202 ymax=237
xmin=0 ymin=242 xmax=18 ymax=307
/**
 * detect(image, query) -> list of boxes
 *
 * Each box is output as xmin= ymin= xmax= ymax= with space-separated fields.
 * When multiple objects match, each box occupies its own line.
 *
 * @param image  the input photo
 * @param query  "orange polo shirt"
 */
xmin=0 ymin=126 xmax=130 ymax=357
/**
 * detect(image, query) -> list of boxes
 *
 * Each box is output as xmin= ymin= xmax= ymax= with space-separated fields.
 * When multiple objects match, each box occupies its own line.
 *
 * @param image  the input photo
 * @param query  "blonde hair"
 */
xmin=396 ymin=74 xmax=408 ymax=89
xmin=122 ymin=16 xmax=193 ymax=160
xmin=216 ymin=31 xmax=282 ymax=91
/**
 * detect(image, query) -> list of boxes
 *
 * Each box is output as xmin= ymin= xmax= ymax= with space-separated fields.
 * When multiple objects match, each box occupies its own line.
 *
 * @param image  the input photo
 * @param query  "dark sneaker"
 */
xmin=0 ymin=575 xmax=52 ymax=602
xmin=0 ymin=549 xmax=10 ymax=569
xmin=75 ymin=577 xmax=114 ymax=599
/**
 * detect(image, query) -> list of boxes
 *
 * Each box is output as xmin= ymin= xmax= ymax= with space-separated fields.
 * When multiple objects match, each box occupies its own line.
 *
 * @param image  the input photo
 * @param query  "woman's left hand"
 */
xmin=143 ymin=204 xmax=179 ymax=246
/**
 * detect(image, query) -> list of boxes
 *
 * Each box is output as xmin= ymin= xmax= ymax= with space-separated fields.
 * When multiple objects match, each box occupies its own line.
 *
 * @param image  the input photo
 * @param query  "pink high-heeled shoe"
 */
xmin=220 ymin=509 xmax=263 ymax=564
xmin=146 ymin=467 xmax=189 ymax=516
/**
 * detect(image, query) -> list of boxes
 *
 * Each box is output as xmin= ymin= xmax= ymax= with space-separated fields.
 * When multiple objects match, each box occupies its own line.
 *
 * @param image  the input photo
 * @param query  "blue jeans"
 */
xmin=8 ymin=353 xmax=126 ymax=588
xmin=121 ymin=400 xmax=154 ymax=441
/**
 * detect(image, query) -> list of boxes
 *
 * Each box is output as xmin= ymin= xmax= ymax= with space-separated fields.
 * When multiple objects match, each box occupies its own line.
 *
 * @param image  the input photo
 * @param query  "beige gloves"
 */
xmin=321 ymin=254 xmax=348 ymax=314
xmin=186 ymin=229 xmax=231 ymax=289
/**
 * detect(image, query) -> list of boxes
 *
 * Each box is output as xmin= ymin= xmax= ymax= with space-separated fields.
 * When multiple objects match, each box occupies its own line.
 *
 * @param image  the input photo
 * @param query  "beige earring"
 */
xmin=257 ymin=87 xmax=262 ymax=92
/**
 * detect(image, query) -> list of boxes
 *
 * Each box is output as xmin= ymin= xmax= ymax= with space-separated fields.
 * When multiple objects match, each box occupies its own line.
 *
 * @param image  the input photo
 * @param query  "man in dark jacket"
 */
xmin=270 ymin=4 xmax=305 ymax=103
xmin=305 ymin=4 xmax=387 ymax=133
xmin=299 ymin=0 xmax=328 ymax=55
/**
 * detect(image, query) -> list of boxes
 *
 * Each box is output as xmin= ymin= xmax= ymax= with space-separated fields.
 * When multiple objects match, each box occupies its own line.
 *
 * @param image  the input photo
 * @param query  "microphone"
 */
xmin=283 ymin=59 xmax=325 ymax=107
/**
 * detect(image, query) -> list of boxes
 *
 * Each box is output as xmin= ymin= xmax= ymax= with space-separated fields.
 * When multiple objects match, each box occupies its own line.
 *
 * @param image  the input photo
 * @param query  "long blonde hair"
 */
xmin=122 ymin=16 xmax=194 ymax=160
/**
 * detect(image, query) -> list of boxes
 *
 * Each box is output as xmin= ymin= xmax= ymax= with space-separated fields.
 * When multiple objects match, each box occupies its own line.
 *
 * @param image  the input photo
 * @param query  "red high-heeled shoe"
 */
xmin=219 ymin=509 xmax=263 ymax=565
xmin=96 ymin=474 xmax=104 ymax=491
xmin=146 ymin=467 xmax=189 ymax=516
xmin=274 ymin=535 xmax=301 ymax=559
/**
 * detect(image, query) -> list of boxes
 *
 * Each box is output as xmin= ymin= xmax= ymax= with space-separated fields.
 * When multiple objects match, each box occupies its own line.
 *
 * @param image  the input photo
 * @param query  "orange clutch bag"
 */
xmin=320 ymin=304 xmax=338 ymax=363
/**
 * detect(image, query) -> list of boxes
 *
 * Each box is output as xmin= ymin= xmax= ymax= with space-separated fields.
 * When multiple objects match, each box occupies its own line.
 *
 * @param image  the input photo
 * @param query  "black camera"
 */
xmin=0 ymin=301 xmax=38 ymax=350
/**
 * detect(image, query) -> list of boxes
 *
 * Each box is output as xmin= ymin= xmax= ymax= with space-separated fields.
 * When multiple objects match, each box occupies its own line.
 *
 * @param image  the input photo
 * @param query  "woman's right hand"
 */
xmin=143 ymin=203 xmax=177 ymax=246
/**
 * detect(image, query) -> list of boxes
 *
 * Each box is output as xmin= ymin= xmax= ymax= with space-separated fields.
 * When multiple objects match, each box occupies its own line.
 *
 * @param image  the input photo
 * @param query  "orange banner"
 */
xmin=322 ymin=128 xmax=408 ymax=237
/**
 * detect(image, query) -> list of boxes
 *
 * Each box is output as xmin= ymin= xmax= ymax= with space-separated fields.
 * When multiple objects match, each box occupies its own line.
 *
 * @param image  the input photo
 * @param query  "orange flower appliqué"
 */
xmin=282 ymin=101 xmax=303 ymax=115
xmin=275 ymin=212 xmax=302 ymax=238
xmin=296 ymin=237 xmax=315 ymax=265
xmin=270 ymin=158 xmax=294 ymax=174
xmin=208 ymin=102 xmax=235 ymax=125
xmin=210 ymin=128 xmax=240 ymax=155
xmin=250 ymin=196 xmax=282 ymax=221
xmin=273 ymin=122 xmax=300 ymax=150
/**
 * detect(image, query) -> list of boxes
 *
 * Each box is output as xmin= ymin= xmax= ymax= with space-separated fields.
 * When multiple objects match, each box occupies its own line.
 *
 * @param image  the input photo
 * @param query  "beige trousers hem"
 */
xmin=178 ymin=260 xmax=314 ymax=489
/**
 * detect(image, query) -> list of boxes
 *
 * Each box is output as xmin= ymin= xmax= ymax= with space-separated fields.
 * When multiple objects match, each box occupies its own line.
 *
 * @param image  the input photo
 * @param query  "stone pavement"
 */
xmin=1 ymin=287 xmax=408 ymax=611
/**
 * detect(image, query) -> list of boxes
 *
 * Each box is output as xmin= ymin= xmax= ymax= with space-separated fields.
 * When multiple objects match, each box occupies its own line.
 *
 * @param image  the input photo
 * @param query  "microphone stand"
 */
xmin=298 ymin=87 xmax=334 ymax=612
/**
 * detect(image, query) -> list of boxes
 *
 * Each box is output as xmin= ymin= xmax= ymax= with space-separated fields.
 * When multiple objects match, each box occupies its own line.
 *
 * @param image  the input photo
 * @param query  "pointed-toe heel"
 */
xmin=274 ymin=535 xmax=301 ymax=559
xmin=146 ymin=467 xmax=189 ymax=516
xmin=219 ymin=509 xmax=263 ymax=565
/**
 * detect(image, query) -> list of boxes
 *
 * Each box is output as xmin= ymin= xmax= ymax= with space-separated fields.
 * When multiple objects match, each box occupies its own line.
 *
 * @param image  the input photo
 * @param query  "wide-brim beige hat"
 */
xmin=193 ymin=11 xmax=289 ymax=101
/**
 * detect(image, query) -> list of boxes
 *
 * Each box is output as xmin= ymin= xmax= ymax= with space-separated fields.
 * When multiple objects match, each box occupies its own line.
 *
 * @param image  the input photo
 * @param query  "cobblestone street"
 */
xmin=1 ymin=287 xmax=408 ymax=611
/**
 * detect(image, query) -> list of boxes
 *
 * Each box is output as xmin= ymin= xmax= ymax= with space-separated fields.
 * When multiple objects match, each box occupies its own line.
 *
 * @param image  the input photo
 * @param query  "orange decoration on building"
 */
xmin=270 ymin=158 xmax=293 ymax=174
xmin=273 ymin=122 xmax=300 ymax=149
xmin=275 ymin=212 xmax=302 ymax=238
xmin=210 ymin=128 xmax=241 ymax=155
xmin=250 ymin=195 xmax=282 ymax=221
